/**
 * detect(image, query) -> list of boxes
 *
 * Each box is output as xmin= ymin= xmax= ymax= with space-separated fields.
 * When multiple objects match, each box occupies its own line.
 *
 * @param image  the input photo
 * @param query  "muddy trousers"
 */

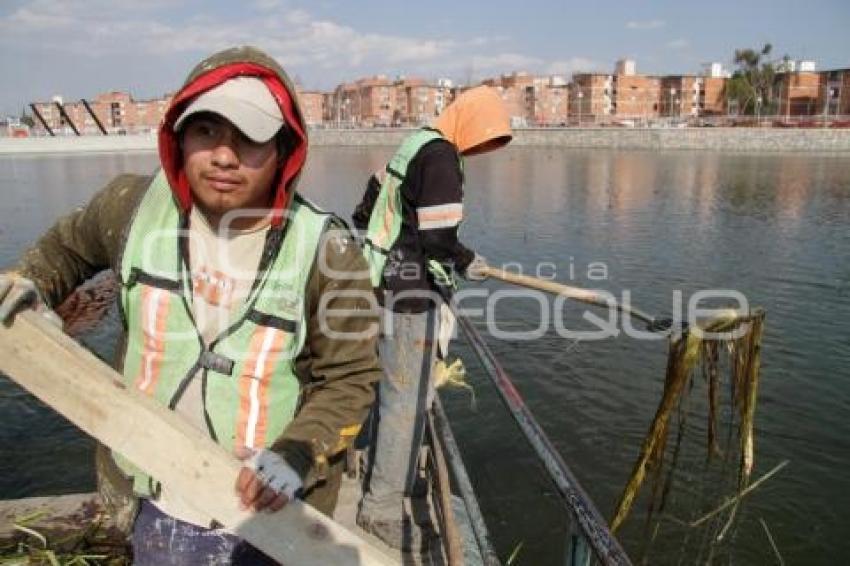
xmin=130 ymin=499 xmax=276 ymax=565
xmin=359 ymin=307 xmax=439 ymax=522
xmin=129 ymin=457 xmax=345 ymax=564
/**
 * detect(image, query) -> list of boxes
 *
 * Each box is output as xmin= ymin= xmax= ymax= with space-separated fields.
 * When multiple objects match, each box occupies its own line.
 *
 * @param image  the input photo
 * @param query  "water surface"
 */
xmin=1 ymin=147 xmax=848 ymax=565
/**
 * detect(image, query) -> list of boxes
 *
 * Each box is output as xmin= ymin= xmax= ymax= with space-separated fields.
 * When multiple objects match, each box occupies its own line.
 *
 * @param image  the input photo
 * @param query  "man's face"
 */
xmin=181 ymin=113 xmax=281 ymax=228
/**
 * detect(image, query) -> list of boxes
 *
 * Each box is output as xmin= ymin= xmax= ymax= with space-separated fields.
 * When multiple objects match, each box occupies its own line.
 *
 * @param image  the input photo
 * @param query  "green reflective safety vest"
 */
xmin=116 ymin=171 xmax=330 ymax=497
xmin=362 ymin=128 xmax=461 ymax=288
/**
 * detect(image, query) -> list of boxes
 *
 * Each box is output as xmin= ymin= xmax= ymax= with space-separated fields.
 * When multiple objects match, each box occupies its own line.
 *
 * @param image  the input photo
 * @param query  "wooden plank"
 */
xmin=0 ymin=312 xmax=397 ymax=565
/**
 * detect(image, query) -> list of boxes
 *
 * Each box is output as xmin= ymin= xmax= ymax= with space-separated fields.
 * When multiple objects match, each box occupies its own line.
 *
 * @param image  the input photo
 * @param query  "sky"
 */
xmin=1 ymin=0 xmax=848 ymax=116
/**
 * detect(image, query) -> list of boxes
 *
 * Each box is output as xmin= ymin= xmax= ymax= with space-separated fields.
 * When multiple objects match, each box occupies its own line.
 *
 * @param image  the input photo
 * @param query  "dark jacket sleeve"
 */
xmin=410 ymin=142 xmax=475 ymax=272
xmin=12 ymin=174 xmax=150 ymax=307
xmin=275 ymin=219 xmax=381 ymax=488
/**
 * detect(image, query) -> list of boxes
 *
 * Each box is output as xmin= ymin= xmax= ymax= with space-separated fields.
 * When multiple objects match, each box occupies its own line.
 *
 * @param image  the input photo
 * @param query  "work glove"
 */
xmin=0 ymin=273 xmax=62 ymax=327
xmin=235 ymin=447 xmax=303 ymax=513
xmin=463 ymin=253 xmax=489 ymax=282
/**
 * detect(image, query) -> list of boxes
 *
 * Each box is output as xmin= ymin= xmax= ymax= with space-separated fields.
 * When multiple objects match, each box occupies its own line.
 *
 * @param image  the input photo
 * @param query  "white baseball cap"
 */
xmin=173 ymin=77 xmax=284 ymax=143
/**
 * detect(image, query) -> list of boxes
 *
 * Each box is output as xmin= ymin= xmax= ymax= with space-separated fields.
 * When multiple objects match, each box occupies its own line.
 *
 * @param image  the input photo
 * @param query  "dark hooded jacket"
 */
xmin=12 ymin=46 xmax=380 ymax=519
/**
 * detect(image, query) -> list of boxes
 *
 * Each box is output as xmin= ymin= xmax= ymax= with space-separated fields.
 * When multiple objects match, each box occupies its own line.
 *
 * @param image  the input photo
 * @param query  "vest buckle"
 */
xmin=200 ymin=350 xmax=235 ymax=376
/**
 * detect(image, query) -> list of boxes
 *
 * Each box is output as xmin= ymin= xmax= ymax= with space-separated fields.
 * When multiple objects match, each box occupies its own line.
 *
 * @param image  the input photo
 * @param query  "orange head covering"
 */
xmin=432 ymin=85 xmax=512 ymax=155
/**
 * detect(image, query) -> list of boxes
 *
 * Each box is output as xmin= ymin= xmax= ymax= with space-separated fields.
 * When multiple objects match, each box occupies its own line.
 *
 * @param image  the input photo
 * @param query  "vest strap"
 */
xmin=127 ymin=267 xmax=182 ymax=292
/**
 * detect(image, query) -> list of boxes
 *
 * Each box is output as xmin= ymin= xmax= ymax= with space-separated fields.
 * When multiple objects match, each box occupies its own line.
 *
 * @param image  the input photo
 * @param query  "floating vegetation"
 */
xmin=1 ymin=507 xmax=128 ymax=566
xmin=434 ymin=357 xmax=477 ymax=410
xmin=610 ymin=308 xmax=777 ymax=562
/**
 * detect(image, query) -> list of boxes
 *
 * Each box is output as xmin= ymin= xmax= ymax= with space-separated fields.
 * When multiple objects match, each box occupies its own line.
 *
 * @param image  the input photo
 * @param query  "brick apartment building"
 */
xmin=659 ymin=73 xmax=727 ymax=117
xmin=295 ymin=89 xmax=325 ymax=126
xmin=775 ymin=60 xmax=821 ymax=117
xmin=570 ymin=73 xmax=613 ymax=122
xmin=25 ymin=58 xmax=847 ymax=134
xmin=31 ymin=91 xmax=172 ymax=135
xmin=530 ymin=75 xmax=570 ymax=126
xmin=483 ymin=72 xmax=535 ymax=126
xmin=611 ymin=59 xmax=661 ymax=120
xmin=483 ymin=72 xmax=570 ymax=126
xmin=329 ymin=75 xmax=453 ymax=127
xmin=775 ymin=62 xmax=849 ymax=119
xmin=820 ymin=67 xmax=850 ymax=117
xmin=571 ymin=59 xmax=728 ymax=123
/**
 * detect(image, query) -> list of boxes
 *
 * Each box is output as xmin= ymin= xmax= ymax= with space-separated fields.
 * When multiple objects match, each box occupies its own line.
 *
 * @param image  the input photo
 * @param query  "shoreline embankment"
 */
xmin=2 ymin=127 xmax=850 ymax=155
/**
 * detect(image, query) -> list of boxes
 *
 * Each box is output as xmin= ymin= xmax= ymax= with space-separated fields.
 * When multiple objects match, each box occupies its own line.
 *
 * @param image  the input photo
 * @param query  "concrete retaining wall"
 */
xmin=0 ymin=134 xmax=157 ymax=155
xmin=2 ymin=127 xmax=849 ymax=155
xmin=310 ymin=127 xmax=850 ymax=152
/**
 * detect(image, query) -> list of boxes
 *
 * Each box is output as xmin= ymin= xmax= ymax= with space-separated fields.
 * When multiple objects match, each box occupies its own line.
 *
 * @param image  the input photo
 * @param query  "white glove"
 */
xmin=245 ymin=449 xmax=303 ymax=500
xmin=0 ymin=273 xmax=62 ymax=327
xmin=463 ymin=254 xmax=489 ymax=282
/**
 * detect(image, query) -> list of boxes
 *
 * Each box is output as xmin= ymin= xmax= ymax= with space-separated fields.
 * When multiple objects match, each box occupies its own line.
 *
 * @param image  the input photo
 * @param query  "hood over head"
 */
xmin=159 ymin=45 xmax=307 ymax=227
xmin=432 ymin=86 xmax=512 ymax=154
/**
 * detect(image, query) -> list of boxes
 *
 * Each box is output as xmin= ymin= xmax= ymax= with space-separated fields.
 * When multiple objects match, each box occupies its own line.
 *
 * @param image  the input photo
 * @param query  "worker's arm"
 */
xmin=10 ymin=174 xmax=149 ymax=307
xmin=411 ymin=142 xmax=475 ymax=272
xmin=272 ymin=219 xmax=382 ymax=490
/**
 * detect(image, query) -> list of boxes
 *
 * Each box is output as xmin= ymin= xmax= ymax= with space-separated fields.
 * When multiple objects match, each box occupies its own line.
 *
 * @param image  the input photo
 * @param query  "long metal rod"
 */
xmin=433 ymin=398 xmax=502 ymax=566
xmin=440 ymin=287 xmax=632 ymax=566
xmin=29 ymin=104 xmax=54 ymax=137
xmin=81 ymin=99 xmax=108 ymax=135
xmin=54 ymin=101 xmax=80 ymax=136
xmin=427 ymin=408 xmax=464 ymax=565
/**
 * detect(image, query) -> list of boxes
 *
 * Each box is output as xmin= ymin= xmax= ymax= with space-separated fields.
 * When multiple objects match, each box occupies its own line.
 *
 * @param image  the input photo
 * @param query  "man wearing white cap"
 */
xmin=0 ymin=46 xmax=381 ymax=563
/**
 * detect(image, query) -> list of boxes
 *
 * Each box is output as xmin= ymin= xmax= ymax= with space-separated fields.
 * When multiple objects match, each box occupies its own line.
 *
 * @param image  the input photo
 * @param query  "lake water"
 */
xmin=1 ymin=147 xmax=848 ymax=565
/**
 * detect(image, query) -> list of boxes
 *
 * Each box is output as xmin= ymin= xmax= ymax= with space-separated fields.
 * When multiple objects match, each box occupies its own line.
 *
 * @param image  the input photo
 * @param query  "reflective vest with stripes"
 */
xmin=362 ymin=128 xmax=462 ymax=287
xmin=116 ymin=171 xmax=330 ymax=497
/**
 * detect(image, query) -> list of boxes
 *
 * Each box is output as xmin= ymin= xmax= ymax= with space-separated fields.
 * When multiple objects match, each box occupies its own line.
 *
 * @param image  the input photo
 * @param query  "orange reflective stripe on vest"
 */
xmin=136 ymin=285 xmax=172 ymax=394
xmin=237 ymin=326 xmax=289 ymax=449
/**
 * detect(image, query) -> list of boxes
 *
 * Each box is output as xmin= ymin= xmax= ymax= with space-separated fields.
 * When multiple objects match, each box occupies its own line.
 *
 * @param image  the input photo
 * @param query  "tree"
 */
xmin=727 ymin=43 xmax=784 ymax=115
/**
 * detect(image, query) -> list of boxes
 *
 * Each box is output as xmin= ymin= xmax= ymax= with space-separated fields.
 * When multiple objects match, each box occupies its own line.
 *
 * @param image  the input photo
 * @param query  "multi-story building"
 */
xmin=393 ymin=77 xmax=450 ymax=126
xmin=528 ymin=76 xmax=569 ymax=126
xmin=659 ymin=76 xmax=720 ymax=117
xmin=327 ymin=75 xmax=451 ymax=127
xmin=569 ymin=73 xmax=613 ymax=122
xmin=30 ymin=91 xmax=171 ymax=135
xmin=395 ymin=77 xmax=430 ymax=125
xmin=321 ymin=92 xmax=336 ymax=124
xmin=611 ymin=60 xmax=660 ymax=120
xmin=354 ymin=76 xmax=394 ymax=127
xmin=331 ymin=82 xmax=359 ymax=126
xmin=694 ymin=63 xmax=729 ymax=116
xmin=774 ymin=64 xmax=849 ymax=119
xmin=434 ymin=79 xmax=454 ymax=117
xmin=820 ymin=67 xmax=850 ymax=117
xmin=482 ymin=72 xmax=535 ymax=127
xmin=296 ymin=89 xmax=325 ymax=127
xmin=776 ymin=62 xmax=822 ymax=117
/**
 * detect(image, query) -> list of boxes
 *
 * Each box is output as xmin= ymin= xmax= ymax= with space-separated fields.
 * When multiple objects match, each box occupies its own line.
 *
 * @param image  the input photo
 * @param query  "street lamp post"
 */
xmin=336 ymin=94 xmax=340 ymax=128
xmin=669 ymin=87 xmax=676 ymax=120
xmin=756 ymin=95 xmax=763 ymax=126
xmin=577 ymin=90 xmax=584 ymax=126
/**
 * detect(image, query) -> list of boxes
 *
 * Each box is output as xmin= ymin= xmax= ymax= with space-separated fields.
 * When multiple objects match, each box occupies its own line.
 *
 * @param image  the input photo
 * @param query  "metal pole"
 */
xmin=433 ymin=400 xmax=501 ymax=566
xmin=29 ymin=103 xmax=55 ymax=137
xmin=81 ymin=99 xmax=108 ymax=135
xmin=439 ymin=287 xmax=632 ymax=566
xmin=54 ymin=101 xmax=80 ymax=136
